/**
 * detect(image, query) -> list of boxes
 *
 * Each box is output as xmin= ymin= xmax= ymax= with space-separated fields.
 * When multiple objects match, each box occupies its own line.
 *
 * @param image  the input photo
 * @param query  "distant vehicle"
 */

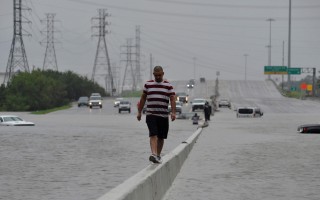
xmin=77 ymin=96 xmax=89 ymax=107
xmin=0 ymin=115 xmax=35 ymax=126
xmin=187 ymin=79 xmax=195 ymax=89
xmin=218 ymin=99 xmax=231 ymax=108
xmin=200 ymin=77 xmax=205 ymax=83
xmin=297 ymin=124 xmax=320 ymax=133
xmin=177 ymin=112 xmax=198 ymax=120
xmin=191 ymin=98 xmax=206 ymax=111
xmin=91 ymin=93 xmax=101 ymax=97
xmin=119 ymin=100 xmax=131 ymax=113
xmin=169 ymin=101 xmax=183 ymax=114
xmin=89 ymin=95 xmax=102 ymax=109
xmin=236 ymin=107 xmax=262 ymax=118
xmin=176 ymin=92 xmax=188 ymax=103
xmin=114 ymin=98 xmax=124 ymax=107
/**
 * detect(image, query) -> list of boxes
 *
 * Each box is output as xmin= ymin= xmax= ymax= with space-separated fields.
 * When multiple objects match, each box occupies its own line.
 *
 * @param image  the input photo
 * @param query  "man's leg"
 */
xmin=157 ymin=138 xmax=164 ymax=156
xmin=150 ymin=135 xmax=158 ymax=155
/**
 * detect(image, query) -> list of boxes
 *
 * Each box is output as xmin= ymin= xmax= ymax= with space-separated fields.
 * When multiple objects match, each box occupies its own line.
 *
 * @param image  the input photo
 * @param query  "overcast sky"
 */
xmin=1 ymin=0 xmax=320 ymax=87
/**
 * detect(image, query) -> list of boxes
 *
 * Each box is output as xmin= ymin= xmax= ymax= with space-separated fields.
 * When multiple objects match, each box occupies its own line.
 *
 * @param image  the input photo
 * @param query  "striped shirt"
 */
xmin=143 ymin=80 xmax=175 ymax=118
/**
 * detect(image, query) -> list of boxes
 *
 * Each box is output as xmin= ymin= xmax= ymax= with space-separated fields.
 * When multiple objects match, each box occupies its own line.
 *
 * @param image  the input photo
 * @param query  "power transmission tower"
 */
xmin=41 ymin=13 xmax=59 ymax=71
xmin=111 ymin=63 xmax=121 ymax=96
xmin=4 ymin=0 xmax=31 ymax=84
xmin=91 ymin=9 xmax=114 ymax=96
xmin=121 ymin=38 xmax=136 ymax=92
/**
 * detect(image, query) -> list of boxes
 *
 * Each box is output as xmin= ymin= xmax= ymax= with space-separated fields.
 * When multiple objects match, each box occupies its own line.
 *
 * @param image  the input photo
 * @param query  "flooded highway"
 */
xmin=0 ymin=97 xmax=197 ymax=200
xmin=164 ymin=80 xmax=320 ymax=200
xmin=2 ymin=79 xmax=320 ymax=200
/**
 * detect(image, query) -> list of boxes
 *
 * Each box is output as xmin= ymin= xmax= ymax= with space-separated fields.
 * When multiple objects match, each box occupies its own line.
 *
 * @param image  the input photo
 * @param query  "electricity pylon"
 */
xmin=121 ymin=38 xmax=136 ymax=92
xmin=41 ymin=13 xmax=59 ymax=71
xmin=4 ymin=0 xmax=31 ymax=85
xmin=91 ymin=9 xmax=114 ymax=96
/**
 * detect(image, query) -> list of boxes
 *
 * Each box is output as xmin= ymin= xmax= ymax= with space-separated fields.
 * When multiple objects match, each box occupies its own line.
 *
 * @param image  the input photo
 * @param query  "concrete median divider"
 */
xmin=96 ymin=127 xmax=203 ymax=200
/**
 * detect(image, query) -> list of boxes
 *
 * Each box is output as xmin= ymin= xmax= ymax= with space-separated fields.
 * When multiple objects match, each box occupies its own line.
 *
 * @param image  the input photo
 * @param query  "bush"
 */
xmin=1 ymin=69 xmax=106 ymax=111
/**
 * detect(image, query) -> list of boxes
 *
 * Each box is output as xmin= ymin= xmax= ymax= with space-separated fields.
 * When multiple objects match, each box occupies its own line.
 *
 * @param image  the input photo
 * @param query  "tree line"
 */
xmin=0 ymin=70 xmax=107 ymax=111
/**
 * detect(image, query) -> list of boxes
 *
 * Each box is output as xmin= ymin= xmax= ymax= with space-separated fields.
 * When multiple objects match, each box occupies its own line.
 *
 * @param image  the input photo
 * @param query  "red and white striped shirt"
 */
xmin=143 ymin=80 xmax=175 ymax=118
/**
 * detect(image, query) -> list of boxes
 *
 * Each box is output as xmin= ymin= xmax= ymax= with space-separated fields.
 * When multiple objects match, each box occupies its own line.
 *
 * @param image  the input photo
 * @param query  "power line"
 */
xmin=65 ymin=0 xmax=320 ymax=21
xmin=147 ymin=0 xmax=320 ymax=9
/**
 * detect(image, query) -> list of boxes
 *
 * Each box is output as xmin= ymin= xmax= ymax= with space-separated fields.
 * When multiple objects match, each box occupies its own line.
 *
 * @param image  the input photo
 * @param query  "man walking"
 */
xmin=137 ymin=66 xmax=176 ymax=164
xmin=204 ymin=101 xmax=211 ymax=121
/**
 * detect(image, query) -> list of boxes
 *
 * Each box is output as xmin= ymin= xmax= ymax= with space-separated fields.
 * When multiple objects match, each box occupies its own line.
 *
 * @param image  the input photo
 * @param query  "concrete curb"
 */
xmin=96 ymin=127 xmax=203 ymax=200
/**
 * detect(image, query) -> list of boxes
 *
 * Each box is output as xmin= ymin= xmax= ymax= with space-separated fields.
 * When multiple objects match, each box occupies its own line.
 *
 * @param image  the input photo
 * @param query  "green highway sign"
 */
xmin=287 ymin=68 xmax=301 ymax=75
xmin=264 ymin=66 xmax=287 ymax=75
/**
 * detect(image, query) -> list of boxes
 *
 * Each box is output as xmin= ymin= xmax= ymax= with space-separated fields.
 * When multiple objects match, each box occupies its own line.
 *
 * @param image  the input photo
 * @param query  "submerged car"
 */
xmin=89 ymin=95 xmax=102 ymax=109
xmin=176 ymin=92 xmax=189 ymax=103
xmin=191 ymin=98 xmax=206 ymax=111
xmin=168 ymin=101 xmax=182 ymax=114
xmin=236 ymin=107 xmax=262 ymax=118
xmin=119 ymin=100 xmax=131 ymax=113
xmin=91 ymin=93 xmax=101 ymax=97
xmin=77 ymin=96 xmax=89 ymax=107
xmin=297 ymin=124 xmax=320 ymax=133
xmin=114 ymin=98 xmax=124 ymax=107
xmin=176 ymin=112 xmax=199 ymax=120
xmin=0 ymin=115 xmax=35 ymax=126
xmin=218 ymin=99 xmax=231 ymax=108
xmin=187 ymin=79 xmax=195 ymax=89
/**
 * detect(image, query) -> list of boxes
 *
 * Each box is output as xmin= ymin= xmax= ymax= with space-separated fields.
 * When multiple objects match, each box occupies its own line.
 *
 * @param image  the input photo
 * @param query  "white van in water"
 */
xmin=236 ymin=107 xmax=263 ymax=118
xmin=236 ymin=107 xmax=254 ymax=118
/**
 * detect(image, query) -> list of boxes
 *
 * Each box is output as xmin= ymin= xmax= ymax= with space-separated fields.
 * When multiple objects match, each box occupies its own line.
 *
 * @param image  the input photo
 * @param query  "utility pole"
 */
xmin=4 ymin=0 xmax=31 ymax=85
xmin=266 ymin=18 xmax=275 ymax=80
xmin=41 ymin=13 xmax=59 ymax=71
xmin=282 ymin=40 xmax=285 ymax=90
xmin=150 ymin=53 xmax=153 ymax=80
xmin=91 ymin=9 xmax=114 ymax=96
xmin=193 ymin=57 xmax=196 ymax=80
xmin=312 ymin=68 xmax=316 ymax=97
xmin=288 ymin=0 xmax=292 ymax=90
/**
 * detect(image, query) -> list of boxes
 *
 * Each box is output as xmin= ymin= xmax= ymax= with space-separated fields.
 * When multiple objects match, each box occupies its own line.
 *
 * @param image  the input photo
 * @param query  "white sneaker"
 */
xmin=149 ymin=154 xmax=161 ymax=164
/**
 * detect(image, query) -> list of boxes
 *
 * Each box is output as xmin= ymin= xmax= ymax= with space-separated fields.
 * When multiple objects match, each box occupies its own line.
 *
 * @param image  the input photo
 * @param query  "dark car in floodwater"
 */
xmin=297 ymin=124 xmax=320 ymax=133
xmin=78 ymin=96 xmax=89 ymax=107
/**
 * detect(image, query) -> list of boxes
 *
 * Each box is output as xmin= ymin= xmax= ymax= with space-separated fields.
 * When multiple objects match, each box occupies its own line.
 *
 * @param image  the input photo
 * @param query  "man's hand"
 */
xmin=171 ymin=113 xmax=176 ymax=121
xmin=137 ymin=112 xmax=142 ymax=121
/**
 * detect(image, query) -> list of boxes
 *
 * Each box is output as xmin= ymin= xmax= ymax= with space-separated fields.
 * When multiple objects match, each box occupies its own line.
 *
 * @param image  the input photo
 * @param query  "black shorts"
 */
xmin=146 ymin=115 xmax=169 ymax=139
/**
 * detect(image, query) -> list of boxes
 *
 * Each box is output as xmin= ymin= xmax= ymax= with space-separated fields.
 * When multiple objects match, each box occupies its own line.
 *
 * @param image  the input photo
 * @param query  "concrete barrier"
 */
xmin=96 ymin=127 xmax=203 ymax=200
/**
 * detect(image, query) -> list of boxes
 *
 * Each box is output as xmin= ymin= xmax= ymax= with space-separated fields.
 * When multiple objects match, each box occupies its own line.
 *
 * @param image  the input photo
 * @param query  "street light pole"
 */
xmin=244 ymin=54 xmax=248 ymax=81
xmin=193 ymin=57 xmax=196 ymax=80
xmin=288 ymin=0 xmax=292 ymax=89
xmin=266 ymin=18 xmax=275 ymax=80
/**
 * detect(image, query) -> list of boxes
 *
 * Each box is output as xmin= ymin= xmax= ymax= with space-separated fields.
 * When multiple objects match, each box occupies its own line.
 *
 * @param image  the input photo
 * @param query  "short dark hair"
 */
xmin=153 ymin=66 xmax=163 ymax=72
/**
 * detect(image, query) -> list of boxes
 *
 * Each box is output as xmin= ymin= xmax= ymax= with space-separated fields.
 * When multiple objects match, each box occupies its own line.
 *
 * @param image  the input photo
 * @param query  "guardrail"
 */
xmin=96 ymin=127 xmax=203 ymax=200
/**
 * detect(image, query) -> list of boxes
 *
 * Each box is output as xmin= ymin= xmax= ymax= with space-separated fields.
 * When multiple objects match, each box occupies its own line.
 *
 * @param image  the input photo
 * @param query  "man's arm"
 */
xmin=137 ymin=93 xmax=147 ymax=121
xmin=170 ymin=95 xmax=176 ymax=121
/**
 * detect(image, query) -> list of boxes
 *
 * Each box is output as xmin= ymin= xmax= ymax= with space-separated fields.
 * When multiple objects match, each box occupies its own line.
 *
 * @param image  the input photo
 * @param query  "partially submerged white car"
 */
xmin=0 ymin=115 xmax=35 ymax=126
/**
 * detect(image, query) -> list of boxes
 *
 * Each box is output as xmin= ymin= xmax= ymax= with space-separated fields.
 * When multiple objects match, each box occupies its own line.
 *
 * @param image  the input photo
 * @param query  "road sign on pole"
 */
xmin=288 ymin=68 xmax=301 ymax=75
xmin=264 ymin=66 xmax=287 ymax=74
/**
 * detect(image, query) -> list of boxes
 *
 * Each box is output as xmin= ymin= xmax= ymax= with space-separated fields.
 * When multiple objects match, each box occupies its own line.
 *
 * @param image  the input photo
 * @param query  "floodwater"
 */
xmin=164 ymin=80 xmax=320 ymax=200
xmin=164 ymin=110 xmax=320 ymax=200
xmin=0 ymin=98 xmax=197 ymax=200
